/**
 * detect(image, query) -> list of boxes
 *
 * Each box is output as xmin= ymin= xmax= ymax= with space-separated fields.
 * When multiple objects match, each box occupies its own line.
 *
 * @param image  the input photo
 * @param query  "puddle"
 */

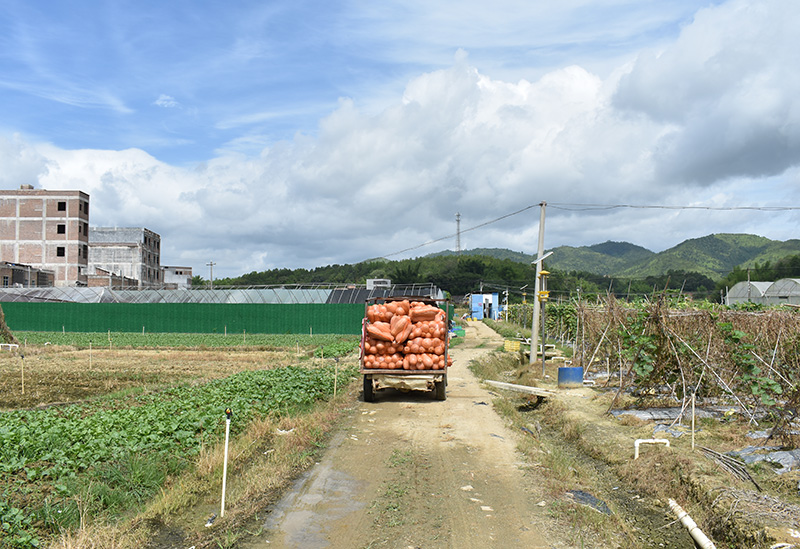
xmin=246 ymin=433 xmax=366 ymax=548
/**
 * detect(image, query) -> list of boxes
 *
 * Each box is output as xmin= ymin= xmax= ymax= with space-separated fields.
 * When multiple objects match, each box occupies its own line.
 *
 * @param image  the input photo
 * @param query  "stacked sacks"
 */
xmin=363 ymin=300 xmax=453 ymax=370
xmin=363 ymin=300 xmax=411 ymax=369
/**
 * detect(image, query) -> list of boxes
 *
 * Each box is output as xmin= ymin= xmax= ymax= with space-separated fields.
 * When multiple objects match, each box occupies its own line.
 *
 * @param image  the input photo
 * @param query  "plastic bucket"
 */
xmin=557 ymin=366 xmax=584 ymax=388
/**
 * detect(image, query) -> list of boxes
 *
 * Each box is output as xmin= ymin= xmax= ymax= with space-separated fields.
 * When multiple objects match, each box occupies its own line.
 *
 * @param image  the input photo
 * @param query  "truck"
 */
xmin=360 ymin=296 xmax=451 ymax=402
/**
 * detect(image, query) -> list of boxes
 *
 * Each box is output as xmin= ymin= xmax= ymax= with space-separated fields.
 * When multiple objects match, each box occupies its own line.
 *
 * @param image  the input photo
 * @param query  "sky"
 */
xmin=1 ymin=0 xmax=799 ymax=279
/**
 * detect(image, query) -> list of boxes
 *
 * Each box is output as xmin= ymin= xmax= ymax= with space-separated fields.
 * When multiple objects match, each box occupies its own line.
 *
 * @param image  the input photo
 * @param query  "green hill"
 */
xmin=440 ymin=234 xmax=800 ymax=281
xmin=427 ymin=248 xmax=534 ymax=262
xmin=544 ymin=241 xmax=654 ymax=274
xmin=616 ymin=234 xmax=800 ymax=280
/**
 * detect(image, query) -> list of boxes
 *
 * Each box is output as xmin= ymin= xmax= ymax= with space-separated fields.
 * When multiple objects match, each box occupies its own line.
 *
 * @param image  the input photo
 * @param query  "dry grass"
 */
xmin=0 ymin=347 xmax=302 ymax=409
xmin=49 ymin=524 xmax=145 ymax=549
xmin=159 ymin=387 xmax=358 ymax=549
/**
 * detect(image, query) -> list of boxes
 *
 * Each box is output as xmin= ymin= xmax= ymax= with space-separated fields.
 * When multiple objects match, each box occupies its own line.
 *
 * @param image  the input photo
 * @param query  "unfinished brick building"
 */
xmin=88 ymin=227 xmax=162 ymax=288
xmin=0 ymin=186 xmax=90 ymax=286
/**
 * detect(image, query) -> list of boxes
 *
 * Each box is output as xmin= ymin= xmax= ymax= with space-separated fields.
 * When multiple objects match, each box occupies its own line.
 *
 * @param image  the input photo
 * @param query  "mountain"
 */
xmin=427 ymin=248 xmax=534 ymax=262
xmin=544 ymin=241 xmax=655 ymax=274
xmin=615 ymin=234 xmax=779 ymax=279
xmin=437 ymin=234 xmax=800 ymax=281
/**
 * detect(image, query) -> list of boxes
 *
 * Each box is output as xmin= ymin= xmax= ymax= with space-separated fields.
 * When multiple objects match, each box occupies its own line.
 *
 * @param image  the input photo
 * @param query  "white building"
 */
xmin=88 ymin=227 xmax=161 ymax=288
xmin=163 ymin=266 xmax=193 ymax=289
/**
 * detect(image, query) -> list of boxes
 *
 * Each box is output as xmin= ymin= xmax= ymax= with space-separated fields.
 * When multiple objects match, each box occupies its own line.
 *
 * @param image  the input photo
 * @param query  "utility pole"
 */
xmin=530 ymin=202 xmax=547 ymax=365
xmin=747 ymin=268 xmax=751 ymax=302
xmin=455 ymin=212 xmax=462 ymax=256
xmin=207 ymin=261 xmax=216 ymax=289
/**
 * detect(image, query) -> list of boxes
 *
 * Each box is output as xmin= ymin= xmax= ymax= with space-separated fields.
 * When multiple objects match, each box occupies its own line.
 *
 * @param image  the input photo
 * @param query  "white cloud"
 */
xmin=613 ymin=0 xmax=800 ymax=184
xmin=0 ymin=134 xmax=48 ymax=188
xmin=154 ymin=94 xmax=181 ymax=109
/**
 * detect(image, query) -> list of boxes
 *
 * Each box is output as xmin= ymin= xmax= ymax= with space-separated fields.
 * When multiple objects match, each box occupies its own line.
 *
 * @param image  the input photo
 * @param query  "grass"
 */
xmin=468 ymin=338 xmax=800 ymax=548
xmin=467 ymin=351 xmax=662 ymax=548
xmin=0 ymin=346 xmax=348 ymax=409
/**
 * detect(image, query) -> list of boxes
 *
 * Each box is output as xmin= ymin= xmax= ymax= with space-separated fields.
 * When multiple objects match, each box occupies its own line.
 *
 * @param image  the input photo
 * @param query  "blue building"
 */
xmin=469 ymin=293 xmax=500 ymax=320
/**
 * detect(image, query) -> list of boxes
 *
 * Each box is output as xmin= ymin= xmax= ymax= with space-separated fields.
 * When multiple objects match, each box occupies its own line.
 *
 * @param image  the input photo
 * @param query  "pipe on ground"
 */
xmin=668 ymin=498 xmax=716 ymax=549
xmin=634 ymin=438 xmax=670 ymax=459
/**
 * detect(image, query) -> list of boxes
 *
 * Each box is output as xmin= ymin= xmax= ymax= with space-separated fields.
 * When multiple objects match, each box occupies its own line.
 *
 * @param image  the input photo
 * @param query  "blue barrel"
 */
xmin=557 ymin=366 xmax=584 ymax=388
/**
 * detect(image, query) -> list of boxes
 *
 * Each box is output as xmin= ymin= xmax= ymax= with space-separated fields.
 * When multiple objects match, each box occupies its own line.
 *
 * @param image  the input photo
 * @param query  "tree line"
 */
xmin=193 ymin=252 xmax=800 ymax=302
xmin=196 ymin=253 xmax=756 ymax=302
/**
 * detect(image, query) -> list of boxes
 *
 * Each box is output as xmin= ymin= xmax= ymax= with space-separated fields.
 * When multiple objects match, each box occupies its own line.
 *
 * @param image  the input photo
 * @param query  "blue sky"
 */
xmin=2 ymin=0 xmax=798 ymax=278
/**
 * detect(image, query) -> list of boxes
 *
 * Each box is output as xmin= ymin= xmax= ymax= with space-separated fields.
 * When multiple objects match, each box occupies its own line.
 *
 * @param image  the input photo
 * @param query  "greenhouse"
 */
xmin=726 ymin=278 xmax=800 ymax=306
xmin=763 ymin=278 xmax=800 ymax=306
xmin=726 ymin=281 xmax=772 ymax=305
xmin=0 ymin=283 xmax=444 ymax=304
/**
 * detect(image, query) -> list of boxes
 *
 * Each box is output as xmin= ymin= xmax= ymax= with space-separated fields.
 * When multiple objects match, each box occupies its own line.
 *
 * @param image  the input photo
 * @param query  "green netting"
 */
xmin=1 ymin=303 xmax=365 ymax=334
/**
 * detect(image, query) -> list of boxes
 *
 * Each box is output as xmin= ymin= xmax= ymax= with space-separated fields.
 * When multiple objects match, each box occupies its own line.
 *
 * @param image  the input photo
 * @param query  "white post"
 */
xmin=530 ymin=202 xmax=547 ymax=364
xmin=692 ymin=393 xmax=694 ymax=450
xmin=334 ymin=358 xmax=339 ymax=398
xmin=221 ymin=408 xmax=232 ymax=517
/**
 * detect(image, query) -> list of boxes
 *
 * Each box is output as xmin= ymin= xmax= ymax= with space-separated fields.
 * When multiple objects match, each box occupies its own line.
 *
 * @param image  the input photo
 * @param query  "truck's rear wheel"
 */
xmin=363 ymin=375 xmax=375 ymax=402
xmin=434 ymin=374 xmax=447 ymax=401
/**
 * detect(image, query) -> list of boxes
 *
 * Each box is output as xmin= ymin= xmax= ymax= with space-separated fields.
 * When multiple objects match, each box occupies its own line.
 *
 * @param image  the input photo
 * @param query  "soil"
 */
xmin=238 ymin=322 xmax=568 ymax=548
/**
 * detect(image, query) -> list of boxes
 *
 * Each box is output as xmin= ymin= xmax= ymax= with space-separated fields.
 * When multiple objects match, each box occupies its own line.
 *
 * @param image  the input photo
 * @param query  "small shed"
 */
xmin=469 ymin=293 xmax=500 ymax=320
xmin=726 ymin=281 xmax=772 ymax=305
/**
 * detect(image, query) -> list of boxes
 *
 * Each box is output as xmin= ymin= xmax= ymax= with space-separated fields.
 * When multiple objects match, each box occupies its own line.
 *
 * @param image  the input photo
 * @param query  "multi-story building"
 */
xmin=0 ymin=185 xmax=90 ymax=286
xmin=88 ymin=227 xmax=162 ymax=288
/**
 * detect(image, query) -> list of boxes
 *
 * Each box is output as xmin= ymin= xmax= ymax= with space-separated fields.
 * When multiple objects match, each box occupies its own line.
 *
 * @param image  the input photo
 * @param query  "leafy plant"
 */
xmin=0 ymin=363 xmax=360 ymax=544
xmin=718 ymin=322 xmax=782 ymax=406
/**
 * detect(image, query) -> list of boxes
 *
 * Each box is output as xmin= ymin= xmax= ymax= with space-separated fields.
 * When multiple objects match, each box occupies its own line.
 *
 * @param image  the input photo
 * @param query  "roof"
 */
xmin=0 ymin=283 xmax=444 ymax=304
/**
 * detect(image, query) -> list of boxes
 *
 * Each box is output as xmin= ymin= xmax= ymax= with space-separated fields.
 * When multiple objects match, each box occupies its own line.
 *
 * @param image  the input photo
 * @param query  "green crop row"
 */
xmin=15 ymin=332 xmax=360 ymax=356
xmin=0 ymin=363 xmax=359 ymax=548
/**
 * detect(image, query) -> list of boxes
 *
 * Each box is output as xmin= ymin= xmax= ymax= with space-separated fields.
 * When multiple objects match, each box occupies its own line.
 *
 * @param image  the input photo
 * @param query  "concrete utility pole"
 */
xmin=530 ymin=202 xmax=547 ymax=365
xmin=455 ymin=212 xmax=462 ymax=256
xmin=207 ymin=261 xmax=216 ymax=289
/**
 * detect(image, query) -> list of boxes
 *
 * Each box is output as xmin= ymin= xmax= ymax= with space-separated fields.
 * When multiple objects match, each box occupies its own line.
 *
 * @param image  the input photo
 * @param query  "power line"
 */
xmin=366 ymin=203 xmax=539 ymax=260
xmin=363 ymin=201 xmax=800 ymax=263
xmin=549 ymin=203 xmax=800 ymax=212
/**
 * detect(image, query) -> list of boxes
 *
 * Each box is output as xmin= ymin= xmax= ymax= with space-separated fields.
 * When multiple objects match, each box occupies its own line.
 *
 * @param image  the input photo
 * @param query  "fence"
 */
xmin=1 ymin=302 xmax=365 ymax=335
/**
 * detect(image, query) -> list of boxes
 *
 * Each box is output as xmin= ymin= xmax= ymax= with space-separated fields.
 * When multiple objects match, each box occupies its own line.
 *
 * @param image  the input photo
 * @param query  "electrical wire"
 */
xmin=548 ymin=203 xmax=800 ymax=212
xmin=363 ymin=201 xmax=800 ymax=262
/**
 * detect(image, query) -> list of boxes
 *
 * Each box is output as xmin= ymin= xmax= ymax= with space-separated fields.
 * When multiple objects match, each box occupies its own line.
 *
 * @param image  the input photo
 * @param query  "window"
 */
xmin=57 ymin=224 xmax=66 ymax=234
xmin=57 ymin=201 xmax=66 ymax=211
xmin=56 ymin=247 xmax=65 ymax=257
xmin=2 ymin=276 xmax=8 ymax=287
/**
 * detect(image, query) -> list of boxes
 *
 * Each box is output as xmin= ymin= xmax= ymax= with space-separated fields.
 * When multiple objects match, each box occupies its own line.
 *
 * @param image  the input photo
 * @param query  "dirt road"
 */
xmin=242 ymin=322 xmax=559 ymax=548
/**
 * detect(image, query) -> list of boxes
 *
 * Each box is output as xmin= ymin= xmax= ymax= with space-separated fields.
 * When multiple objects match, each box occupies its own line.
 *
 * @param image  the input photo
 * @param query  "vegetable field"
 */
xmin=0 ymin=337 xmax=360 ymax=548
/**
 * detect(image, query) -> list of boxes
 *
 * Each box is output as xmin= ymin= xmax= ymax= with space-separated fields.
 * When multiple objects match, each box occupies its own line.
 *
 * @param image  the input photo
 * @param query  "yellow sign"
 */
xmin=504 ymin=339 xmax=521 ymax=352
